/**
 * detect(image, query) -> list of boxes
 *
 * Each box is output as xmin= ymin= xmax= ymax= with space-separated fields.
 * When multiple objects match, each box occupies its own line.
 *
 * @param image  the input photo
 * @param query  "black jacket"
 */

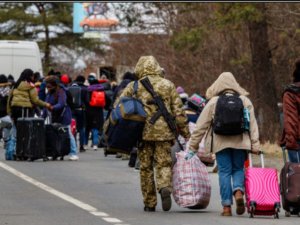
xmin=86 ymin=86 xmax=112 ymax=130
xmin=112 ymin=79 xmax=133 ymax=104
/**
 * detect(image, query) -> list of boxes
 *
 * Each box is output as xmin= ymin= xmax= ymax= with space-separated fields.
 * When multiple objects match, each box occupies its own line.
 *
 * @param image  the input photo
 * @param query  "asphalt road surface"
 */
xmin=0 ymin=146 xmax=298 ymax=225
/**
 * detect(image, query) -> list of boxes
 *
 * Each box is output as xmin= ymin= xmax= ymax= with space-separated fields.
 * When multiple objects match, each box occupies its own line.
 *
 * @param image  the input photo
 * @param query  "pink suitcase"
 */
xmin=244 ymin=151 xmax=281 ymax=218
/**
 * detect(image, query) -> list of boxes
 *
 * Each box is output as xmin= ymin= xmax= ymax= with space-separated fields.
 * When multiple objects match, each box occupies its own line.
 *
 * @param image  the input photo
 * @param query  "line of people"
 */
xmin=1 ymin=69 xmax=139 ymax=161
xmin=109 ymin=55 xmax=299 ymax=217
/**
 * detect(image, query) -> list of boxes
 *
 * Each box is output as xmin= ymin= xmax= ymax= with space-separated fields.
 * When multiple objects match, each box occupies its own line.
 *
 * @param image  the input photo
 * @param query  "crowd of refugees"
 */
xmin=0 ymin=55 xmax=299 ymax=216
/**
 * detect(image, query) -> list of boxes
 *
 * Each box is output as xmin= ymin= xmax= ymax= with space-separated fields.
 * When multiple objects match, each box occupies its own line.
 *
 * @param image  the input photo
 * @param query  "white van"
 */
xmin=0 ymin=40 xmax=43 ymax=80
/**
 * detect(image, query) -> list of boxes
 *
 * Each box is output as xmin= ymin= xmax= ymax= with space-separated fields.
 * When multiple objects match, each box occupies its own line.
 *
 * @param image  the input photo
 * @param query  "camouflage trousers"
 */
xmin=138 ymin=141 xmax=173 ymax=207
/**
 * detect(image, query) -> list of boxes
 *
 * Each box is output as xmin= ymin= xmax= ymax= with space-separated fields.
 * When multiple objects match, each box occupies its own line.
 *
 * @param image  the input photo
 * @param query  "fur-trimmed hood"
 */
xmin=0 ymin=82 xmax=11 ymax=87
xmin=35 ymin=82 xmax=41 ymax=87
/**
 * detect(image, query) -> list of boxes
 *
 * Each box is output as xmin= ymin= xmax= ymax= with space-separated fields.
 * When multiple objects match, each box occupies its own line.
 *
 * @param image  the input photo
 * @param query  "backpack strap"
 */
xmin=133 ymin=81 xmax=138 ymax=98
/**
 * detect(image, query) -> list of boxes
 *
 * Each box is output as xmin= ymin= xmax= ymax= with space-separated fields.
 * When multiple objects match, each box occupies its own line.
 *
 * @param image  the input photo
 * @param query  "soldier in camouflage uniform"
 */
xmin=117 ymin=56 xmax=190 ymax=212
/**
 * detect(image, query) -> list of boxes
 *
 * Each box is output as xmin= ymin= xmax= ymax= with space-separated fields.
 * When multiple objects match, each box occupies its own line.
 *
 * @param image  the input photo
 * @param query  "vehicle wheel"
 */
xmin=285 ymin=211 xmax=291 ymax=217
xmin=110 ymin=24 xmax=117 ymax=31
xmin=83 ymin=24 xmax=89 ymax=32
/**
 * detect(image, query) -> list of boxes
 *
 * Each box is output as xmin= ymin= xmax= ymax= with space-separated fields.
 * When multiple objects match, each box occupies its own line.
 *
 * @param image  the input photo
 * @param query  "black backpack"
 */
xmin=213 ymin=93 xmax=245 ymax=135
xmin=65 ymin=89 xmax=75 ymax=108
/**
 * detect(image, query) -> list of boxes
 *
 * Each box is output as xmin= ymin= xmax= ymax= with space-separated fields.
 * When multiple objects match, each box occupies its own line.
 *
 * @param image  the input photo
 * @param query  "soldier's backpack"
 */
xmin=213 ymin=93 xmax=245 ymax=135
xmin=90 ymin=91 xmax=105 ymax=107
xmin=68 ymin=83 xmax=82 ymax=108
xmin=103 ymin=81 xmax=146 ymax=154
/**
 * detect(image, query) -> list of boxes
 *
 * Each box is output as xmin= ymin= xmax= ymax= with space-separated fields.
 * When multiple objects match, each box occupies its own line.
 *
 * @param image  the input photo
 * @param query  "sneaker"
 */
xmin=69 ymin=155 xmax=79 ymax=161
xmin=83 ymin=145 xmax=88 ymax=150
xmin=122 ymin=154 xmax=130 ymax=160
xmin=160 ymin=187 xmax=172 ymax=211
xmin=93 ymin=145 xmax=97 ymax=151
xmin=115 ymin=152 xmax=122 ymax=158
xmin=144 ymin=206 xmax=155 ymax=212
xmin=79 ymin=146 xmax=85 ymax=152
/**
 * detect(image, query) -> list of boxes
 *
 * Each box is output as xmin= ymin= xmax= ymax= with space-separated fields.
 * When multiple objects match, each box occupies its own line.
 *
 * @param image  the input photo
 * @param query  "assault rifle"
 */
xmin=140 ymin=77 xmax=184 ymax=150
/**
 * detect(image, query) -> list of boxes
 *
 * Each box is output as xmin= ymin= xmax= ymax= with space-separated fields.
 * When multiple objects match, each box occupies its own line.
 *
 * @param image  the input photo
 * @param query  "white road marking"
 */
xmin=103 ymin=218 xmax=122 ymax=223
xmin=0 ymin=162 xmax=129 ymax=224
xmin=90 ymin=212 xmax=109 ymax=217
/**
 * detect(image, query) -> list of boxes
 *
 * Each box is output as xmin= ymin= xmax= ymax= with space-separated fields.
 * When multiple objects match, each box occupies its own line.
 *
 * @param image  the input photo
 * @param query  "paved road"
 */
xmin=0 ymin=146 xmax=298 ymax=225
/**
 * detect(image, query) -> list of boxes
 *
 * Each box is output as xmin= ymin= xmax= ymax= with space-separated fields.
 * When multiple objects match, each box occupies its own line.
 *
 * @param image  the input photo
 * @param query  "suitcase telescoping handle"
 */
xmin=22 ymin=107 xmax=29 ymax=118
xmin=248 ymin=150 xmax=264 ymax=168
xmin=282 ymin=146 xmax=300 ymax=163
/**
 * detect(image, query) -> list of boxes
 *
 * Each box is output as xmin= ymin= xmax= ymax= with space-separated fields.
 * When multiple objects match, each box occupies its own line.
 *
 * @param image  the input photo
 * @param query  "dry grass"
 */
xmin=260 ymin=141 xmax=285 ymax=159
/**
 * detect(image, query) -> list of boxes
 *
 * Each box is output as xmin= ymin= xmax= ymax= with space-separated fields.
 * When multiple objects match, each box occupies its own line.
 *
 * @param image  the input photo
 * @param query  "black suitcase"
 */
xmin=280 ymin=147 xmax=300 ymax=217
xmin=16 ymin=116 xmax=47 ymax=162
xmin=128 ymin=147 xmax=138 ymax=167
xmin=45 ymin=123 xmax=70 ymax=160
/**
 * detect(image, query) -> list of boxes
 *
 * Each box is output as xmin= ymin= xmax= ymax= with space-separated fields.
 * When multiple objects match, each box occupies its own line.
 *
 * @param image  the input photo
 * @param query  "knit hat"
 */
xmin=0 ymin=74 xmax=8 ymax=83
xmin=177 ymin=86 xmax=185 ymax=94
xmin=123 ymin=71 xmax=135 ymax=81
xmin=89 ymin=72 xmax=96 ymax=78
xmin=61 ymin=75 xmax=69 ymax=84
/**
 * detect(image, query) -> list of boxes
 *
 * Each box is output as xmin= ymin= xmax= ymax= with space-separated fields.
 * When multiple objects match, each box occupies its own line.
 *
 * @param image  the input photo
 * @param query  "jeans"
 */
xmin=85 ymin=129 xmax=99 ymax=146
xmin=288 ymin=142 xmax=300 ymax=162
xmin=68 ymin=125 xmax=77 ymax=156
xmin=10 ymin=122 xmax=17 ymax=139
xmin=72 ymin=110 xmax=86 ymax=147
xmin=216 ymin=148 xmax=247 ymax=206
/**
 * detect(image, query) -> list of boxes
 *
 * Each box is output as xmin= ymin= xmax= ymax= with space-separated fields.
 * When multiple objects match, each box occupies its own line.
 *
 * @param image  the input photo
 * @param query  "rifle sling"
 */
xmin=149 ymin=110 xmax=162 ymax=124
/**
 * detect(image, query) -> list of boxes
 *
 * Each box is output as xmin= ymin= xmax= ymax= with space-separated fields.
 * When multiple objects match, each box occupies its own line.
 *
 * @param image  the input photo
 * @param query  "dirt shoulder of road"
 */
xmin=252 ymin=141 xmax=285 ymax=172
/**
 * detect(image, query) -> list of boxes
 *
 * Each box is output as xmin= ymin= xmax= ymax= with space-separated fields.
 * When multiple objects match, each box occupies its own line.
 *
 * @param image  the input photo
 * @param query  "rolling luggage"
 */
xmin=244 ymin=151 xmax=281 ymax=218
xmin=128 ymin=147 xmax=138 ymax=167
xmin=103 ymin=81 xmax=146 ymax=155
xmin=280 ymin=146 xmax=300 ymax=217
xmin=172 ymin=150 xmax=211 ymax=209
xmin=45 ymin=123 xmax=70 ymax=160
xmin=16 ymin=108 xmax=47 ymax=162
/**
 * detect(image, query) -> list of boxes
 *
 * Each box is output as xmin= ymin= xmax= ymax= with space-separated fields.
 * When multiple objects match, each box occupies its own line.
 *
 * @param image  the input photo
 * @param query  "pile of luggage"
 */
xmin=5 ymin=108 xmax=70 ymax=162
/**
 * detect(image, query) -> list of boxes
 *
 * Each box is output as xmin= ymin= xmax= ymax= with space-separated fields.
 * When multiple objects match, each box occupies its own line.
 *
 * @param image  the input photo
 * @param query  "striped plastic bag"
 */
xmin=171 ymin=150 xmax=211 ymax=209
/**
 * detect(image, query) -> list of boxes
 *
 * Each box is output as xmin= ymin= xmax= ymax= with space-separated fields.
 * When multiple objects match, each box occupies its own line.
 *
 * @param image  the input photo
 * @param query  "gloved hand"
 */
xmin=185 ymin=151 xmax=195 ymax=161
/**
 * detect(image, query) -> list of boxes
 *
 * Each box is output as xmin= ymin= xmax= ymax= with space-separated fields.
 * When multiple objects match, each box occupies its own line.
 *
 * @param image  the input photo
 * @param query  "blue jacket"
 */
xmin=38 ymin=81 xmax=47 ymax=101
xmin=42 ymin=84 xmax=72 ymax=125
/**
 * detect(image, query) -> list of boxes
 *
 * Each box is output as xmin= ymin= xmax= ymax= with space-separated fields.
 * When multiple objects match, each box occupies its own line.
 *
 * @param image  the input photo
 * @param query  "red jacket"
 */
xmin=280 ymin=82 xmax=300 ymax=150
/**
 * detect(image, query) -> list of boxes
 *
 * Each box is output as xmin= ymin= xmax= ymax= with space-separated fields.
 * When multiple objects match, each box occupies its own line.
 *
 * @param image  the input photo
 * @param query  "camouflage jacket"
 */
xmin=117 ymin=56 xmax=191 ymax=141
